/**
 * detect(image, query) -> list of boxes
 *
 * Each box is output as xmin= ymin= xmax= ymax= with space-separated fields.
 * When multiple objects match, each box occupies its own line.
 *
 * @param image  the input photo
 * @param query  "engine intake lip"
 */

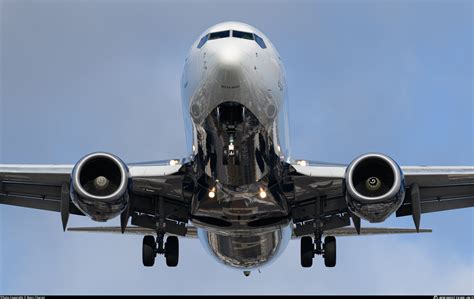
xmin=72 ymin=152 xmax=128 ymax=201
xmin=346 ymin=153 xmax=403 ymax=203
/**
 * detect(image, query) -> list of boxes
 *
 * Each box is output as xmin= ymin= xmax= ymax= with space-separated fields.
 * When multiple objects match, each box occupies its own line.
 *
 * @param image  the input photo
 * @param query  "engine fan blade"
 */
xmin=82 ymin=179 xmax=118 ymax=197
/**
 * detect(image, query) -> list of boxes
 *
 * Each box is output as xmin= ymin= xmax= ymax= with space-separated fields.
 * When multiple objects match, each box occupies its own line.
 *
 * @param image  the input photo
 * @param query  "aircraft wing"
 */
xmin=0 ymin=159 xmax=193 ymax=236
xmin=290 ymin=161 xmax=474 ymax=235
xmin=396 ymin=166 xmax=474 ymax=216
xmin=0 ymin=164 xmax=82 ymax=214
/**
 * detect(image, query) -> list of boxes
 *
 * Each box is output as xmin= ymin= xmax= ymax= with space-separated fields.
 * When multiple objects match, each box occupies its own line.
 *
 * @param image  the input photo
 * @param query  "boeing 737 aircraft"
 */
xmin=1 ymin=22 xmax=473 ymax=275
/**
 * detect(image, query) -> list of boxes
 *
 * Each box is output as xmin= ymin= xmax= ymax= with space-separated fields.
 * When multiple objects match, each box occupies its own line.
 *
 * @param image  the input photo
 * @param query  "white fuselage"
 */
xmin=181 ymin=22 xmax=290 ymax=162
xmin=180 ymin=22 xmax=292 ymax=270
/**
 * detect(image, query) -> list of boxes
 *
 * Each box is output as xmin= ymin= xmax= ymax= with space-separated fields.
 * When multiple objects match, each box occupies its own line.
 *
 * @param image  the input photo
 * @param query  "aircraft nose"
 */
xmin=213 ymin=45 xmax=248 ymax=86
xmin=216 ymin=45 xmax=242 ymax=68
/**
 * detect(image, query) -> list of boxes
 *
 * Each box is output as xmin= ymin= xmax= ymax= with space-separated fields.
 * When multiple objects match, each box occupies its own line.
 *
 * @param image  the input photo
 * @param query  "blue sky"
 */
xmin=1 ymin=0 xmax=472 ymax=294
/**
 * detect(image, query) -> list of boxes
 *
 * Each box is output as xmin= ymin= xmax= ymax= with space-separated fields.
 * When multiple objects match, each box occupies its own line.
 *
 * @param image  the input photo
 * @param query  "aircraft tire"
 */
xmin=323 ymin=236 xmax=336 ymax=267
xmin=143 ymin=235 xmax=156 ymax=267
xmin=301 ymin=236 xmax=314 ymax=268
xmin=165 ymin=236 xmax=179 ymax=267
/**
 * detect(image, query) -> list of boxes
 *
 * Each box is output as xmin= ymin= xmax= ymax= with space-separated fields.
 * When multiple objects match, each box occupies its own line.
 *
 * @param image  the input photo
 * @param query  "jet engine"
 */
xmin=345 ymin=153 xmax=405 ymax=223
xmin=70 ymin=152 xmax=130 ymax=222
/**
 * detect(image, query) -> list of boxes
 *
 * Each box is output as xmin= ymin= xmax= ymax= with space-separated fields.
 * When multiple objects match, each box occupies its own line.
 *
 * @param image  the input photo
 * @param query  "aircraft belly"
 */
xmin=197 ymin=225 xmax=292 ymax=270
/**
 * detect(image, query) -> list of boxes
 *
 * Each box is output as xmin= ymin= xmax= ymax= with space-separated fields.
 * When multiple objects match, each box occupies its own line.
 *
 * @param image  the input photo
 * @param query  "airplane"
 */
xmin=1 ymin=21 xmax=473 ymax=275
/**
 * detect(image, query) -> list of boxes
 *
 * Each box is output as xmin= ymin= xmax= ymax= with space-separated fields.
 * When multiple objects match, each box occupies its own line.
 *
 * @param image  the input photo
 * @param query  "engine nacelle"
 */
xmin=345 ymin=153 xmax=405 ymax=223
xmin=71 ymin=152 xmax=129 ymax=222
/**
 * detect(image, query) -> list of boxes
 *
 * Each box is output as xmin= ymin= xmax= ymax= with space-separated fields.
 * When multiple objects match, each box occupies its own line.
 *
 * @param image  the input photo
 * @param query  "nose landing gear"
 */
xmin=223 ymin=131 xmax=240 ymax=165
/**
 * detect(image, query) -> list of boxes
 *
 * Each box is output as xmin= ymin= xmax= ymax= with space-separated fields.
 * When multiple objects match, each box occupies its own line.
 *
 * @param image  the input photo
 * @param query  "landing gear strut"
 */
xmin=300 ymin=234 xmax=336 ymax=268
xmin=142 ymin=196 xmax=180 ymax=267
xmin=222 ymin=127 xmax=240 ymax=165
xmin=300 ymin=195 xmax=337 ymax=268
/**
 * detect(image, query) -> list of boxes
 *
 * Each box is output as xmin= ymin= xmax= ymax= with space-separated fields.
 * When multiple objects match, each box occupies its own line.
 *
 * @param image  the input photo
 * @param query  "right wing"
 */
xmin=0 ymin=161 xmax=184 ymax=214
xmin=0 ymin=158 xmax=193 ymax=236
xmin=0 ymin=164 xmax=82 ymax=215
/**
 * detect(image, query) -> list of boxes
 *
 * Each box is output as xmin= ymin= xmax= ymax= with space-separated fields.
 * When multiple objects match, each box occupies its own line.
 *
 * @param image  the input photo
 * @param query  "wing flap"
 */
xmin=398 ymin=166 xmax=474 ymax=217
xmin=0 ymin=194 xmax=61 ymax=212
xmin=397 ymin=195 xmax=474 ymax=216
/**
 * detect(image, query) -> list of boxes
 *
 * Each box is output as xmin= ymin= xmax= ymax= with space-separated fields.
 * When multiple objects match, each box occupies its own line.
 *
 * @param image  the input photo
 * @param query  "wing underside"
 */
xmin=0 ymin=161 xmax=194 ymax=237
xmin=1 ymin=160 xmax=473 ymax=239
xmin=289 ymin=162 xmax=474 ymax=236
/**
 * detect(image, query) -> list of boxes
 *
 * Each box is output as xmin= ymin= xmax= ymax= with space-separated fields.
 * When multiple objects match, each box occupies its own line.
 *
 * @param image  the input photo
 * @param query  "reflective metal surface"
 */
xmin=181 ymin=22 xmax=290 ymax=161
xmin=188 ymin=102 xmax=290 ymax=228
xmin=197 ymin=224 xmax=292 ymax=270
xmin=181 ymin=22 xmax=292 ymax=237
xmin=70 ymin=152 xmax=130 ymax=222
xmin=196 ymin=102 xmax=275 ymax=186
xmin=345 ymin=153 xmax=406 ymax=223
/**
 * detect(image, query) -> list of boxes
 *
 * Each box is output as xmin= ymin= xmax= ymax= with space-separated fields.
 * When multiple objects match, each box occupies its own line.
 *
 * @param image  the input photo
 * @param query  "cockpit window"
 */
xmin=209 ymin=30 xmax=230 ymax=40
xmin=233 ymin=30 xmax=254 ymax=40
xmin=254 ymin=34 xmax=267 ymax=49
xmin=197 ymin=34 xmax=209 ymax=49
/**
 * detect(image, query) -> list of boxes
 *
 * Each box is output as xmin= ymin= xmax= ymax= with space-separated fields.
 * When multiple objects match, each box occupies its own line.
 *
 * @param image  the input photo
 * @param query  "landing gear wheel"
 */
xmin=165 ymin=236 xmax=179 ymax=267
xmin=142 ymin=235 xmax=156 ymax=267
xmin=300 ymin=236 xmax=314 ymax=268
xmin=323 ymin=236 xmax=336 ymax=267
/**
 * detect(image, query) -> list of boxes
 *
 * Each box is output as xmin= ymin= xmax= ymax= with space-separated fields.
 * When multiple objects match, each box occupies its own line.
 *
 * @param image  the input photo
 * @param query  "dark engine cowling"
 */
xmin=70 ymin=152 xmax=129 ymax=222
xmin=345 ymin=153 xmax=405 ymax=223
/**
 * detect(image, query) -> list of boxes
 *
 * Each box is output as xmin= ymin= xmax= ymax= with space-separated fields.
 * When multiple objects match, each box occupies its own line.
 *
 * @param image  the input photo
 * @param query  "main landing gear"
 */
xmin=301 ymin=233 xmax=336 ymax=268
xmin=142 ymin=195 xmax=179 ymax=267
xmin=142 ymin=234 xmax=179 ymax=267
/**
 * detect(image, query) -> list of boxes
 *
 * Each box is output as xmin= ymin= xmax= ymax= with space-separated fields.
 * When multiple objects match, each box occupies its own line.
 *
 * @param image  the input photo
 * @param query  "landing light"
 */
xmin=208 ymin=187 xmax=217 ymax=199
xmin=296 ymin=160 xmax=308 ymax=166
xmin=169 ymin=159 xmax=180 ymax=166
xmin=259 ymin=187 xmax=267 ymax=199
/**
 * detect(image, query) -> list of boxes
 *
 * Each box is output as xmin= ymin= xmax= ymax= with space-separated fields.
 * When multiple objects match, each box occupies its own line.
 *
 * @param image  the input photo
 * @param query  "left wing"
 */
xmin=397 ymin=166 xmax=474 ymax=216
xmin=291 ymin=162 xmax=474 ymax=215
xmin=289 ymin=159 xmax=474 ymax=235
